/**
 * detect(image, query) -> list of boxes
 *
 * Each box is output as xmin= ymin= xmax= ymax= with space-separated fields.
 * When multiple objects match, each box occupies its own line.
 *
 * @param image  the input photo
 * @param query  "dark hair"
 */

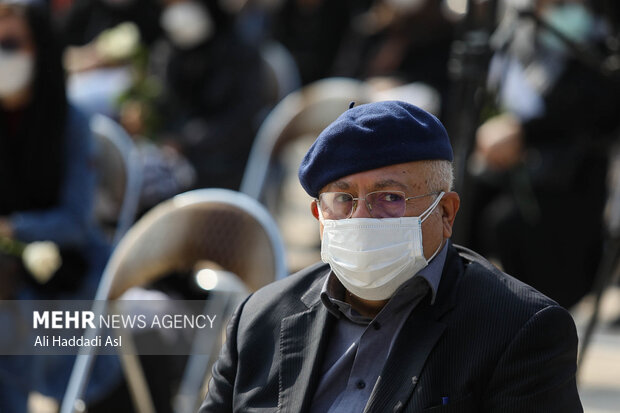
xmin=0 ymin=1 xmax=67 ymax=214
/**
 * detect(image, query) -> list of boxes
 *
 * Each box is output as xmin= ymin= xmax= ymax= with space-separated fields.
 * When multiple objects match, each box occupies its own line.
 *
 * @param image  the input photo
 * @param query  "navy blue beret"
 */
xmin=298 ymin=100 xmax=453 ymax=197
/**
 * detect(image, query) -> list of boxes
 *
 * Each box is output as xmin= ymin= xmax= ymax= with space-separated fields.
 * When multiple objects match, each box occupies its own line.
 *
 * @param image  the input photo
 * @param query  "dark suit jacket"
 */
xmin=199 ymin=244 xmax=582 ymax=412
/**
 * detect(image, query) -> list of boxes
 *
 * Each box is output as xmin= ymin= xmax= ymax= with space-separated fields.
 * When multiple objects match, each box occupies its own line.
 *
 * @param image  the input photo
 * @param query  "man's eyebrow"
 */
xmin=329 ymin=181 xmax=351 ymax=190
xmin=327 ymin=179 xmax=407 ymax=192
xmin=373 ymin=179 xmax=408 ymax=191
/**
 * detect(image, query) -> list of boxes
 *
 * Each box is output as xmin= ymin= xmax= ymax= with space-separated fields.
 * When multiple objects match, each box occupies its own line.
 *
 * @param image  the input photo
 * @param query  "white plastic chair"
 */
xmin=60 ymin=188 xmax=287 ymax=413
xmin=92 ymin=113 xmax=143 ymax=246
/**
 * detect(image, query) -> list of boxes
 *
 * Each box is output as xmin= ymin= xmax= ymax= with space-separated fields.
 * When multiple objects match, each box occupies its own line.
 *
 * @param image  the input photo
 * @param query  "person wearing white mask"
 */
xmin=470 ymin=0 xmax=620 ymax=310
xmin=0 ymin=2 xmax=120 ymax=411
xmin=199 ymin=100 xmax=583 ymax=412
xmin=0 ymin=32 xmax=32 ymax=101
xmin=0 ymin=4 xmax=34 ymax=105
xmin=160 ymin=0 xmax=214 ymax=50
xmin=155 ymin=0 xmax=273 ymax=191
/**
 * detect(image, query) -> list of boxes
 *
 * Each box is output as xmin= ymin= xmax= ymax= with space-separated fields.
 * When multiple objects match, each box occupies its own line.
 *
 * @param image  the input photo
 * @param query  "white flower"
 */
xmin=95 ymin=22 xmax=141 ymax=63
xmin=22 ymin=241 xmax=62 ymax=284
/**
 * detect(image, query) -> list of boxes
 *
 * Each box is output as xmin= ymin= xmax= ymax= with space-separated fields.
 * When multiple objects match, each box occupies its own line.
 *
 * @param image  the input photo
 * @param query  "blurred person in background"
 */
xmin=153 ymin=0 xmax=273 ymax=190
xmin=57 ymin=0 xmax=162 ymax=47
xmin=118 ymin=87 xmax=197 ymax=216
xmin=331 ymin=0 xmax=458 ymax=120
xmin=57 ymin=0 xmax=197 ymax=215
xmin=215 ymin=0 xmax=283 ymax=47
xmin=270 ymin=0 xmax=358 ymax=85
xmin=0 ymin=0 xmax=109 ymax=299
xmin=0 ymin=1 xmax=118 ymax=410
xmin=469 ymin=0 xmax=620 ymax=309
xmin=58 ymin=0 xmax=162 ymax=117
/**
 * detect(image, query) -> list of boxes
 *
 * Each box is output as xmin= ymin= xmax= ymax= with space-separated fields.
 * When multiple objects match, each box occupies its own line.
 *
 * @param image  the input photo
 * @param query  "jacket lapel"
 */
xmin=364 ymin=244 xmax=464 ymax=413
xmin=278 ymin=271 xmax=332 ymax=413
xmin=363 ymin=315 xmax=446 ymax=413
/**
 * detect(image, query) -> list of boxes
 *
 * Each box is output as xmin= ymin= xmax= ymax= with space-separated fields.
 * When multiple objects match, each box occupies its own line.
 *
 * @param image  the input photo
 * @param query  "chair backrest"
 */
xmin=92 ymin=114 xmax=142 ymax=246
xmin=96 ymin=188 xmax=287 ymax=300
xmin=259 ymin=40 xmax=302 ymax=103
xmin=100 ymin=188 xmax=287 ymax=412
xmin=61 ymin=189 xmax=287 ymax=413
xmin=239 ymin=77 xmax=373 ymax=201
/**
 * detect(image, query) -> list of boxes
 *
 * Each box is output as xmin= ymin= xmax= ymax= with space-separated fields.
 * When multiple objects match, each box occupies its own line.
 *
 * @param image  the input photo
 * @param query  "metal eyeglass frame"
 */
xmin=316 ymin=190 xmax=441 ymax=219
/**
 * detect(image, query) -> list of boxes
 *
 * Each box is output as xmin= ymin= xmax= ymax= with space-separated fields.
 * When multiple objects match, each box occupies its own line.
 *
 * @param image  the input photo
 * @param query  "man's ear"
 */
xmin=311 ymin=200 xmax=320 ymax=220
xmin=440 ymin=192 xmax=460 ymax=238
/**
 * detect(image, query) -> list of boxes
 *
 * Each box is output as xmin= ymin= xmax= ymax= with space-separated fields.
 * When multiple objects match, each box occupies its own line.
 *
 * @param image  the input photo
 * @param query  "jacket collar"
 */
xmin=300 ymin=266 xmax=330 ymax=308
xmin=278 ymin=243 xmax=465 ymax=413
xmin=363 ymin=242 xmax=464 ymax=412
xmin=279 ymin=266 xmax=332 ymax=413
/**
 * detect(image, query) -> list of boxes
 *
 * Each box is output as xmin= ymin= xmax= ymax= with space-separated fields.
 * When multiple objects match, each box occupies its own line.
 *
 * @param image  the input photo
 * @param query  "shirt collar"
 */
xmin=417 ymin=240 xmax=449 ymax=304
xmin=320 ymin=273 xmax=372 ymax=324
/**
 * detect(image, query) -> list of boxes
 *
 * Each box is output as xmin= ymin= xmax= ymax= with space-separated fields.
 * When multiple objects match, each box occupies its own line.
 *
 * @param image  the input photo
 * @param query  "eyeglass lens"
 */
xmin=319 ymin=191 xmax=407 ymax=219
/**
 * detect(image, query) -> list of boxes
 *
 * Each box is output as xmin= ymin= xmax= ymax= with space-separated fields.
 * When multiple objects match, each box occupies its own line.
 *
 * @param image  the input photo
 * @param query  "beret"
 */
xmin=298 ymin=100 xmax=453 ymax=197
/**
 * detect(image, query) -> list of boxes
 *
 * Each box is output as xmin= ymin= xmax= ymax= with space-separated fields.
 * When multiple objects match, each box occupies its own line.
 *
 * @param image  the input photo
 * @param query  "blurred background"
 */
xmin=0 ymin=0 xmax=619 ymax=411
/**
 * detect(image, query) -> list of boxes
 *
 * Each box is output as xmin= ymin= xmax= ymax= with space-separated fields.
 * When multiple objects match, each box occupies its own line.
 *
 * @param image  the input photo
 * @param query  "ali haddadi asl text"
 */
xmin=34 ymin=335 xmax=121 ymax=347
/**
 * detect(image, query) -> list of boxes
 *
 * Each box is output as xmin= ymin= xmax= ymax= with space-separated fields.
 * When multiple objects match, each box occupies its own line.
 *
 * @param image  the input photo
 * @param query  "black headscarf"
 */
xmin=59 ymin=0 xmax=162 ymax=46
xmin=0 ymin=2 xmax=67 ymax=215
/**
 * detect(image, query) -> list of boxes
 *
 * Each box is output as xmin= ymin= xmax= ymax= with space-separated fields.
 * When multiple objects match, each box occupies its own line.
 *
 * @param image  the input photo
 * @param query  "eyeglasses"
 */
xmin=317 ymin=191 xmax=440 ymax=220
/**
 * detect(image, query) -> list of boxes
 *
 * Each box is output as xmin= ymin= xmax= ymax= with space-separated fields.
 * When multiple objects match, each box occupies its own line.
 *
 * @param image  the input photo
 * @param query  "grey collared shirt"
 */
xmin=309 ymin=242 xmax=449 ymax=413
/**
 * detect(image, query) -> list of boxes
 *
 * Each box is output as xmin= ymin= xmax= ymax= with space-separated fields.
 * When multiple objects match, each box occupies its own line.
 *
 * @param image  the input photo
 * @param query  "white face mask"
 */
xmin=160 ymin=1 xmax=214 ymax=50
xmin=320 ymin=192 xmax=444 ymax=301
xmin=539 ymin=3 xmax=594 ymax=54
xmin=0 ymin=50 xmax=34 ymax=98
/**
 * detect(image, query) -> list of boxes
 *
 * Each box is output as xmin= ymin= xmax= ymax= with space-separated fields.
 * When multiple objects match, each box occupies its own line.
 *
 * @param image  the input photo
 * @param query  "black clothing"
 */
xmin=160 ymin=32 xmax=271 ymax=190
xmin=200 ymin=244 xmax=582 ymax=412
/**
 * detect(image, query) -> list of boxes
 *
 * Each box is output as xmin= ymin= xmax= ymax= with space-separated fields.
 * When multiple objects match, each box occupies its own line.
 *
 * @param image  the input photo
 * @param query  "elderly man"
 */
xmin=199 ymin=101 xmax=582 ymax=412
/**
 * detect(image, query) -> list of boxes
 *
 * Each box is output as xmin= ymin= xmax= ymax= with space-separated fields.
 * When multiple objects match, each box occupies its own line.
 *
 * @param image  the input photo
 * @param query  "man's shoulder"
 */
xmin=452 ymin=244 xmax=559 ymax=314
xmin=443 ymin=245 xmax=575 ymax=357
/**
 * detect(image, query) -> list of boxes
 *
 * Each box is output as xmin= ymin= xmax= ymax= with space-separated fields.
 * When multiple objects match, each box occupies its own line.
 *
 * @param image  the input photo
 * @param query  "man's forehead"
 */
xmin=327 ymin=179 xmax=408 ymax=191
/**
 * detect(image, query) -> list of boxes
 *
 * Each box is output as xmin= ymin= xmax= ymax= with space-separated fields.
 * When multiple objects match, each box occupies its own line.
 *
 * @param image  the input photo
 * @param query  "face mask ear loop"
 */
xmin=420 ymin=192 xmax=445 ymax=223
xmin=426 ymin=238 xmax=445 ymax=263
xmin=419 ymin=192 xmax=445 ymax=263
xmin=316 ymin=199 xmax=325 ymax=223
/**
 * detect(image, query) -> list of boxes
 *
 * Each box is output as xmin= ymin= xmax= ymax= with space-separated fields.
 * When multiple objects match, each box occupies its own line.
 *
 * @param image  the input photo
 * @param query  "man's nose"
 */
xmin=351 ymin=199 xmax=372 ymax=218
